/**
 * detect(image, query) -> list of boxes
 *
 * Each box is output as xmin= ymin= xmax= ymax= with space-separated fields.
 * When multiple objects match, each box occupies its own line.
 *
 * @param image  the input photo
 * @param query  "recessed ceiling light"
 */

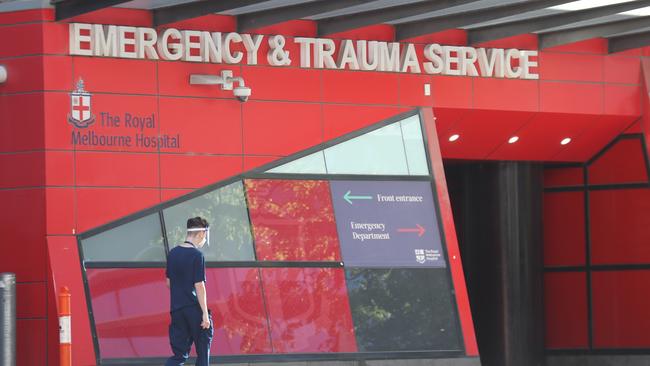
xmin=561 ymin=137 xmax=572 ymax=145
xmin=449 ymin=134 xmax=460 ymax=142
xmin=508 ymin=136 xmax=519 ymax=144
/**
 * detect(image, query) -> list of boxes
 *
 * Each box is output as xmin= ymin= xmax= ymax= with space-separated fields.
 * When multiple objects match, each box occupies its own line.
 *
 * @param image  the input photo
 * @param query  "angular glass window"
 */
xmin=345 ymin=268 xmax=461 ymax=352
xmin=400 ymin=115 xmax=430 ymax=175
xmin=81 ymin=214 xmax=165 ymax=262
xmin=163 ymin=181 xmax=255 ymax=261
xmin=324 ymin=123 xmax=408 ymax=175
xmin=264 ymin=112 xmax=430 ymax=176
xmin=267 ymin=151 xmax=327 ymax=174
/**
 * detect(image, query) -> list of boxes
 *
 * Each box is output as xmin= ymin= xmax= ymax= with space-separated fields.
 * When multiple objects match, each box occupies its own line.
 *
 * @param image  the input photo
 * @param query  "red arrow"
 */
xmin=397 ymin=224 xmax=426 ymax=237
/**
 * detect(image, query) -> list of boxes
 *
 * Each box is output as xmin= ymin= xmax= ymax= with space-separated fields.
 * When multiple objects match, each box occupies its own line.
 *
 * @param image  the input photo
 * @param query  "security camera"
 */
xmin=233 ymin=86 xmax=251 ymax=102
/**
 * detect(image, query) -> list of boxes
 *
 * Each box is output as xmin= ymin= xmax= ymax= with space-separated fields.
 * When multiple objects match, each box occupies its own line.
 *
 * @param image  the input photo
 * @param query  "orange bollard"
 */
xmin=59 ymin=287 xmax=71 ymax=366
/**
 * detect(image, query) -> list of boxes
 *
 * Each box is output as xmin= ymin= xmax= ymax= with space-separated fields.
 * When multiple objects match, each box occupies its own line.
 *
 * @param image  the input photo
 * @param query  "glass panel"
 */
xmin=87 ymin=268 xmax=273 ymax=359
xmin=87 ymin=268 xmax=169 ymax=358
xmin=163 ymin=181 xmax=255 ymax=261
xmin=205 ymin=268 xmax=273 ymax=355
xmin=400 ymin=115 xmax=430 ymax=175
xmin=330 ymin=180 xmax=446 ymax=268
xmin=267 ymin=151 xmax=327 ymax=174
xmin=345 ymin=268 xmax=461 ymax=352
xmin=261 ymin=268 xmax=358 ymax=353
xmin=324 ymin=123 xmax=409 ymax=175
xmin=81 ymin=214 xmax=165 ymax=262
xmin=245 ymin=179 xmax=342 ymax=261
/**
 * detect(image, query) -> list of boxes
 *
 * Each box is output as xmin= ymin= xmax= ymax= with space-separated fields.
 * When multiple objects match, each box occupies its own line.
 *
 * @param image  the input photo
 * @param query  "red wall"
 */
xmin=0 ymin=5 xmax=648 ymax=365
xmin=543 ymin=134 xmax=650 ymax=350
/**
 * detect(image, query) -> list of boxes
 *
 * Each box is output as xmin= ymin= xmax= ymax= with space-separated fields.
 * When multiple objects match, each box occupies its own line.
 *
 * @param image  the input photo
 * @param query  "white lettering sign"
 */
xmin=69 ymin=23 xmax=539 ymax=80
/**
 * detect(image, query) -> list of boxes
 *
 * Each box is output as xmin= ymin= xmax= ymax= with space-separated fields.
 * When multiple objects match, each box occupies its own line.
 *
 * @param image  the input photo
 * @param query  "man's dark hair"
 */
xmin=187 ymin=216 xmax=208 ymax=229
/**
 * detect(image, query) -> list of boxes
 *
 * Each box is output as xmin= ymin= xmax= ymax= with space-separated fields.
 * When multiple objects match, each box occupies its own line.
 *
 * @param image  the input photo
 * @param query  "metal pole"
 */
xmin=0 ymin=273 xmax=16 ymax=366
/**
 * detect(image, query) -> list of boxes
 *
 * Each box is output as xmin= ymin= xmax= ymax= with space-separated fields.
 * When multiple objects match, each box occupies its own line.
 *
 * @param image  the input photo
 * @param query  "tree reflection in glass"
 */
xmin=163 ymin=181 xmax=255 ymax=261
xmin=245 ymin=179 xmax=342 ymax=261
xmin=345 ymin=268 xmax=462 ymax=352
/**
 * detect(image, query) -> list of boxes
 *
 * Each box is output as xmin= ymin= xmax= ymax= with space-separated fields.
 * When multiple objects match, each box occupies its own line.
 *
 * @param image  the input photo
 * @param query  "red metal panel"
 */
xmin=590 ymin=189 xmax=650 ymax=265
xmin=0 ymin=93 xmax=45 ymax=152
xmin=402 ymin=29 xmax=466 ymax=45
xmin=16 ymin=282 xmax=46 ymax=318
xmin=399 ymin=74 xmax=435 ymax=107
xmin=160 ymin=154 xmax=242 ymax=189
xmin=76 ymin=188 xmax=160 ymax=232
xmin=67 ymin=7 xmax=151 ymax=26
xmin=422 ymin=108 xmax=479 ymax=356
xmin=553 ymin=115 xmax=635 ymax=162
xmin=44 ymin=92 xmax=73 ymax=150
xmin=539 ymin=52 xmax=603 ymax=82
xmin=327 ymin=24 xmax=394 ymax=42
xmin=76 ymin=151 xmax=160 ymax=187
xmin=322 ymin=69 xmax=399 ymax=105
xmin=472 ymin=78 xmax=538 ymax=112
xmin=604 ymin=85 xmax=642 ymax=116
xmin=473 ymin=34 xmax=538 ymax=50
xmin=553 ymin=115 xmax=636 ymax=161
xmin=625 ymin=120 xmax=643 ymax=134
xmin=247 ymin=19 xmax=316 ymax=38
xmin=589 ymin=138 xmax=649 ymax=185
xmin=0 ymin=152 xmax=45 ymax=188
xmin=323 ymin=104 xmax=401 ymax=141
xmin=242 ymin=66 xmax=321 ymax=102
xmin=0 ymin=189 xmax=47 ymax=282
xmin=244 ymin=156 xmax=280 ymax=171
xmin=543 ymin=191 xmax=586 ymax=267
xmin=44 ymin=56 xmax=73 ymax=91
xmin=161 ymin=189 xmax=192 ymax=201
xmin=42 ymin=22 xmax=69 ymax=55
xmin=47 ymin=235 xmax=97 ymax=365
xmin=0 ymin=56 xmax=44 ymax=94
xmin=544 ymin=167 xmax=584 ymax=187
xmin=0 ymin=23 xmax=43 ymax=58
xmin=604 ymin=56 xmax=642 ymax=84
xmin=544 ymin=272 xmax=589 ymax=349
xmin=261 ymin=268 xmax=357 ymax=353
xmin=159 ymin=97 xmax=242 ymax=154
xmin=543 ymin=38 xmax=607 ymax=54
xmin=46 ymin=188 xmax=75 ymax=235
xmin=592 ymin=270 xmax=650 ymax=348
xmin=540 ymin=82 xmax=603 ymax=115
xmin=0 ymin=8 xmax=52 ymax=24
xmin=431 ymin=75 xmax=472 ymax=109
xmin=489 ymin=113 xmax=596 ymax=161
xmin=73 ymin=57 xmax=157 ymax=95
xmin=440 ymin=109 xmax=533 ymax=159
xmin=433 ymin=107 xmax=471 ymax=142
xmin=45 ymin=151 xmax=74 ymax=186
xmin=245 ymin=179 xmax=342 ymax=261
xmin=243 ymin=101 xmax=321 ymax=156
xmin=16 ymin=319 xmax=46 ymax=366
xmin=160 ymin=14 xmax=236 ymax=33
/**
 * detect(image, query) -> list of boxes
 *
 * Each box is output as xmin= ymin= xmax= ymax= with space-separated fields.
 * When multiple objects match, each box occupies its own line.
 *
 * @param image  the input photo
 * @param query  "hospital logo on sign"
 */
xmin=67 ymin=78 xmax=96 ymax=128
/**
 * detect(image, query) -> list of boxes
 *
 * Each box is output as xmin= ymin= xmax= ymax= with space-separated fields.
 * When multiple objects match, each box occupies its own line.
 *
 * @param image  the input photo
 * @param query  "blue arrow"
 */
xmin=344 ymin=190 xmax=373 ymax=205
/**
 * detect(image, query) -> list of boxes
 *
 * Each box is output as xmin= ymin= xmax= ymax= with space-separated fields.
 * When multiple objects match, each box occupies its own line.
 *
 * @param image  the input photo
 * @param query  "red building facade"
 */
xmin=0 ymin=3 xmax=649 ymax=366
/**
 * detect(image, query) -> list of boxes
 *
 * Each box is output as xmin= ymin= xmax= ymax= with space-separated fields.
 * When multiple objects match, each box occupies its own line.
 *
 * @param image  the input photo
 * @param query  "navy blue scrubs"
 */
xmin=165 ymin=245 xmax=213 ymax=366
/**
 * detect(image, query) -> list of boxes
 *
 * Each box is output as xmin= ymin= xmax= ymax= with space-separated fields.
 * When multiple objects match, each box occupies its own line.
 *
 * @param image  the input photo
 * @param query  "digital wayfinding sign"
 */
xmin=330 ymin=181 xmax=446 ymax=268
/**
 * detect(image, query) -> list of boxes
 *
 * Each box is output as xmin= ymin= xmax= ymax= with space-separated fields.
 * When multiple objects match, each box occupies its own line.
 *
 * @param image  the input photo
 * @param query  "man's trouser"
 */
xmin=165 ymin=305 xmax=213 ymax=366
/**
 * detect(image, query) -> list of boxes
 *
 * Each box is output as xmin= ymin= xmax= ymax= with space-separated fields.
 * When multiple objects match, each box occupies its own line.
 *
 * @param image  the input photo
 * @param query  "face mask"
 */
xmin=187 ymin=226 xmax=210 ymax=247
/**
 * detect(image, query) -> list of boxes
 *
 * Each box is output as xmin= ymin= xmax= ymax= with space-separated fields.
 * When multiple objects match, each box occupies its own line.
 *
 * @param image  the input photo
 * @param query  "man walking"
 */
xmin=165 ymin=217 xmax=213 ymax=366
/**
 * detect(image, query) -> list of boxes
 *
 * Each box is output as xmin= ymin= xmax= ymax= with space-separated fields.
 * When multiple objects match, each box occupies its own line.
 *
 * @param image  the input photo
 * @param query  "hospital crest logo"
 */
xmin=68 ymin=78 xmax=96 ymax=128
